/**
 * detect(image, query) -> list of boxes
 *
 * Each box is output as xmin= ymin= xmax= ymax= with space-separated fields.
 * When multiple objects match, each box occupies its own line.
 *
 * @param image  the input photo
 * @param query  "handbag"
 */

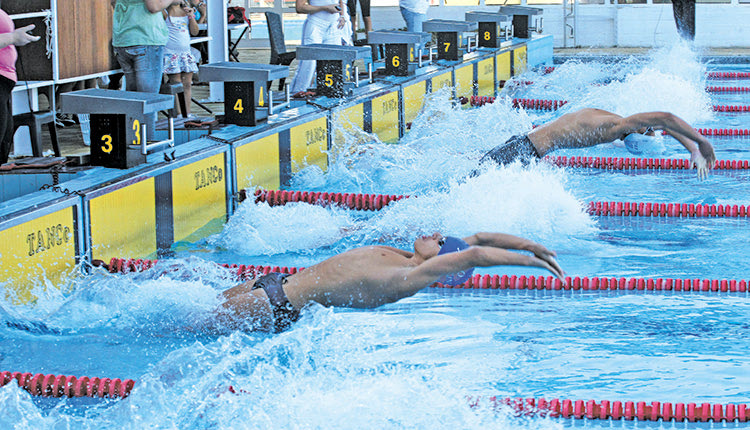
xmin=227 ymin=6 xmax=251 ymax=28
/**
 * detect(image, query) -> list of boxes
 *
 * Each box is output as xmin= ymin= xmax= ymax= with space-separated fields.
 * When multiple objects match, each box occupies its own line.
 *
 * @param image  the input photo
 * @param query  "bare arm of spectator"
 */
xmin=0 ymin=24 xmax=40 ymax=49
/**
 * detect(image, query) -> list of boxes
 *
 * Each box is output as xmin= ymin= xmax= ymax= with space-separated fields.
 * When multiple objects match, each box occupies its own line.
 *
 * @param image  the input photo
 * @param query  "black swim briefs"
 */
xmin=478 ymin=134 xmax=541 ymax=166
xmin=252 ymin=273 xmax=299 ymax=333
xmin=347 ymin=0 xmax=370 ymax=17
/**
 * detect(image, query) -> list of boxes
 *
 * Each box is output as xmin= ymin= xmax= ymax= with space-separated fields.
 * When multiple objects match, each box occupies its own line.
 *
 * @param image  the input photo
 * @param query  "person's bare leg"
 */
xmin=363 ymin=16 xmax=372 ymax=35
xmin=180 ymin=72 xmax=194 ymax=117
xmin=167 ymin=73 xmax=183 ymax=116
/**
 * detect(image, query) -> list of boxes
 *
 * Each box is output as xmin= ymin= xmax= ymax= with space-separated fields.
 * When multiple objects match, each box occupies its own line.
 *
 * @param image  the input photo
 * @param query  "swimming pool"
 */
xmin=2 ymin=44 xmax=750 ymax=428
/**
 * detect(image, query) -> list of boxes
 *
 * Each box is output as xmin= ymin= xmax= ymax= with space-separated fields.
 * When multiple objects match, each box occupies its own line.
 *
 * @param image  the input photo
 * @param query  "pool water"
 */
xmin=1 ymin=44 xmax=750 ymax=428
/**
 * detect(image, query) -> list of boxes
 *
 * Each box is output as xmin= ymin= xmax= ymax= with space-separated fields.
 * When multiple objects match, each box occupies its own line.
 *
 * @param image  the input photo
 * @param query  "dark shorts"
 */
xmin=252 ymin=273 xmax=299 ymax=333
xmin=478 ymin=134 xmax=541 ymax=166
xmin=347 ymin=0 xmax=370 ymax=17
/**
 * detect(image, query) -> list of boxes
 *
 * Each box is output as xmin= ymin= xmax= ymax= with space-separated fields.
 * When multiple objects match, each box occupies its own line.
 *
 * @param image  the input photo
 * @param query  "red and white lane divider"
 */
xmin=549 ymin=156 xmax=750 ymax=170
xmin=502 ymin=80 xmax=750 ymax=94
xmin=706 ymin=71 xmax=750 ymax=79
xmin=587 ymin=200 xmax=750 ymax=218
xmin=471 ymin=96 xmax=750 ymax=114
xmin=248 ymin=188 xmax=750 ymax=219
xmin=706 ymin=86 xmax=750 ymax=93
xmin=0 ymin=371 xmax=135 ymax=398
xmin=543 ymin=67 xmax=750 ymax=81
xmin=481 ymin=397 xmax=750 ymax=422
xmin=3 ymin=367 xmax=747 ymax=423
xmin=100 ymin=258 xmax=750 ymax=293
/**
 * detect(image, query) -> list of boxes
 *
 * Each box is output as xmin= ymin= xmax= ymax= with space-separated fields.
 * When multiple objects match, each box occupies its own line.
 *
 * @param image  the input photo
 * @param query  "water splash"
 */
xmin=209 ymin=201 xmax=355 ymax=256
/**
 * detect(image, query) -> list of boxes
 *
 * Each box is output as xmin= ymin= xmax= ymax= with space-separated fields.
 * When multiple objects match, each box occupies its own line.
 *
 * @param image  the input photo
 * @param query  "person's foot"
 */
xmin=55 ymin=113 xmax=75 ymax=128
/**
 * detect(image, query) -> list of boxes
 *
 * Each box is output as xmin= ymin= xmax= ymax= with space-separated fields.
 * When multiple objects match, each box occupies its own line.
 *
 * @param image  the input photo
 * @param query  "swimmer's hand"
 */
xmin=691 ymin=143 xmax=715 ymax=180
xmin=528 ymin=244 xmax=565 ymax=283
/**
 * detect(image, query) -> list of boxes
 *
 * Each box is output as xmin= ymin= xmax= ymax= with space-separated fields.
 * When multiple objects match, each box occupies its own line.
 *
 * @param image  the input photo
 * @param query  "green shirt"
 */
xmin=112 ymin=0 xmax=168 ymax=47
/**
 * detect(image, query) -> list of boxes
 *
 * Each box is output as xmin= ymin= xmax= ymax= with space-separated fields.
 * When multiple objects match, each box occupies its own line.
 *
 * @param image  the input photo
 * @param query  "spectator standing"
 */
xmin=347 ymin=0 xmax=371 ymax=39
xmin=163 ymin=1 xmax=200 ymax=118
xmin=290 ymin=0 xmax=352 ymax=97
xmin=399 ymin=0 xmax=429 ymax=33
xmin=0 ymin=5 xmax=40 ymax=164
xmin=672 ymin=0 xmax=695 ymax=41
xmin=111 ymin=0 xmax=181 ymax=139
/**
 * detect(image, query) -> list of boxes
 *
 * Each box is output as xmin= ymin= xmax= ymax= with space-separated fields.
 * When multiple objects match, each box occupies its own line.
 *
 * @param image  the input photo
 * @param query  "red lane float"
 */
xmin=0 ymin=371 xmax=135 ymax=398
xmin=548 ymin=156 xmax=750 ymax=170
xmin=5 ymin=366 xmax=747 ymax=422
xmin=471 ymin=96 xmax=750 ymax=114
xmin=690 ymin=128 xmax=750 ymax=137
xmin=706 ymin=86 xmax=750 ymax=93
xmin=586 ymin=200 xmax=750 ymax=218
xmin=493 ymin=83 xmax=750 ymax=94
xmin=483 ymin=397 xmax=750 ymax=422
xmin=249 ymin=189 xmax=750 ymax=219
xmin=100 ymin=258 xmax=750 ymax=293
xmin=707 ymin=72 xmax=750 ymax=79
xmin=544 ymin=69 xmax=749 ymax=80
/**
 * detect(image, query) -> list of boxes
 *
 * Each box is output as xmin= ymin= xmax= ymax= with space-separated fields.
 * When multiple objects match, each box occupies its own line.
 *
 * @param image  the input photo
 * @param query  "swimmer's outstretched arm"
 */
xmin=619 ymin=112 xmax=716 ymax=177
xmin=463 ymin=232 xmax=563 ymax=276
xmin=394 ymin=246 xmax=566 ymax=298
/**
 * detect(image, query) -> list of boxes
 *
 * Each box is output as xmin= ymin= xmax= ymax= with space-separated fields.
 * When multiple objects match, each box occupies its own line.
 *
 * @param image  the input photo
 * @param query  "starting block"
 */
xmin=367 ymin=31 xmax=431 ymax=76
xmin=422 ymin=20 xmax=478 ymax=62
xmin=61 ymin=89 xmax=174 ymax=169
xmin=497 ymin=6 xmax=543 ymax=39
xmin=199 ymin=62 xmax=289 ymax=126
xmin=465 ymin=12 xmax=512 ymax=49
xmin=295 ymin=44 xmax=373 ymax=98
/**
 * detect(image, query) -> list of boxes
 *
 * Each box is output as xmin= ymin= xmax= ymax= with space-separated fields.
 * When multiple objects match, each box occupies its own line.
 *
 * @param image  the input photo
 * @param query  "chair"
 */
xmin=265 ymin=12 xmax=296 ymax=91
xmin=12 ymin=111 xmax=60 ymax=157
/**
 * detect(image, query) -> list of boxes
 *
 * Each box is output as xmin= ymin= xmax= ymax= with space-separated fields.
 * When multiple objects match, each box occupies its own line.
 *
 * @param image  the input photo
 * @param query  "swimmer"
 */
xmin=477 ymin=108 xmax=716 ymax=179
xmin=216 ymin=232 xmax=564 ymax=332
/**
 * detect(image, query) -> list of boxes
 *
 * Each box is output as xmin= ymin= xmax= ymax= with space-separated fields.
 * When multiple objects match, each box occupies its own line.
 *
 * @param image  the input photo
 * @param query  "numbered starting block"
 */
xmin=465 ymin=12 xmax=512 ymax=49
xmin=497 ymin=6 xmax=543 ymax=39
xmin=199 ymin=62 xmax=289 ymax=126
xmin=422 ymin=20 xmax=478 ymax=62
xmin=367 ymin=31 xmax=431 ymax=76
xmin=61 ymin=89 xmax=175 ymax=169
xmin=295 ymin=44 xmax=373 ymax=98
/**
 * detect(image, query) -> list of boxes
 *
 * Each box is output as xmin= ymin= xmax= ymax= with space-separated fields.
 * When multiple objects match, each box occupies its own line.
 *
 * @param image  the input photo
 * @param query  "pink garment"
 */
xmin=0 ymin=10 xmax=17 ymax=82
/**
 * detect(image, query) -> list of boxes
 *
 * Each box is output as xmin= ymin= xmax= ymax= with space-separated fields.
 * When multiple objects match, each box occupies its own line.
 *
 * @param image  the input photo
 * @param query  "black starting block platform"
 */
xmin=199 ymin=62 xmax=289 ymax=127
xmin=61 ymin=89 xmax=175 ymax=169
xmin=295 ymin=44 xmax=373 ymax=97
xmin=465 ymin=12 xmax=512 ymax=49
xmin=368 ymin=31 xmax=431 ymax=76
xmin=497 ymin=6 xmax=543 ymax=39
xmin=422 ymin=20 xmax=478 ymax=62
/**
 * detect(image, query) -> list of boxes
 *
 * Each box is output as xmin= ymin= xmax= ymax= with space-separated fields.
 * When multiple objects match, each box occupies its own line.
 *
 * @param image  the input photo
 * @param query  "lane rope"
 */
xmin=543 ymin=67 xmax=750 ymax=81
xmin=478 ymin=397 xmax=750 ymax=422
xmin=246 ymin=188 xmax=750 ymax=219
xmin=99 ymin=258 xmax=750 ymax=293
xmin=0 ymin=371 xmax=134 ymax=398
xmin=548 ymin=156 xmax=750 ymax=170
xmin=470 ymin=96 xmax=750 ymax=114
xmin=3 ymin=367 xmax=747 ymax=423
xmin=503 ymin=81 xmax=750 ymax=94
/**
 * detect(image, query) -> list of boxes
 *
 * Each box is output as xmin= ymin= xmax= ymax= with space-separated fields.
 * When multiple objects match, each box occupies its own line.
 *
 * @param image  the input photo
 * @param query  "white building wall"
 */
xmin=370 ymin=4 xmax=750 ymax=48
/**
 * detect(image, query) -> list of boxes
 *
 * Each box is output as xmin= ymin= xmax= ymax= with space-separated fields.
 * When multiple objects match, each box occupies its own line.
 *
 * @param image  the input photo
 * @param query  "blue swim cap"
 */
xmin=622 ymin=133 xmax=664 ymax=155
xmin=435 ymin=236 xmax=475 ymax=286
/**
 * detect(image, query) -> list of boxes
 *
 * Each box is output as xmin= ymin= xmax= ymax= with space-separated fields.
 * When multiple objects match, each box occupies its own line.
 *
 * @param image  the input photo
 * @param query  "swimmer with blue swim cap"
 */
xmin=218 ymin=232 xmax=564 ymax=332
xmin=477 ymin=108 xmax=716 ymax=179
